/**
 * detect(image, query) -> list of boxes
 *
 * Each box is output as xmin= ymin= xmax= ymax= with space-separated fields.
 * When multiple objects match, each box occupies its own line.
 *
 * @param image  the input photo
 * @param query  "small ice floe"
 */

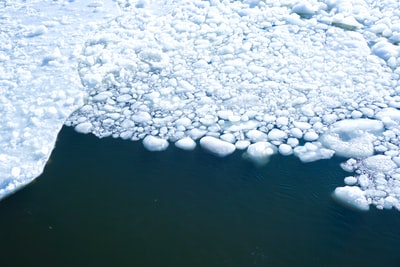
xmin=243 ymin=142 xmax=277 ymax=166
xmin=200 ymin=136 xmax=236 ymax=157
xmin=175 ymin=137 xmax=196 ymax=151
xmin=143 ymin=135 xmax=169 ymax=151
xmin=333 ymin=186 xmax=370 ymax=211
xmin=319 ymin=119 xmax=384 ymax=158
xmin=293 ymin=142 xmax=335 ymax=163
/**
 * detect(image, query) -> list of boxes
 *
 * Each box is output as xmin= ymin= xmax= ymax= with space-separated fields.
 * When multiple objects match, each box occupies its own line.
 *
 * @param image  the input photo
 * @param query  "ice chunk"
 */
xmin=293 ymin=121 xmax=311 ymax=130
xmin=199 ymin=136 xmax=236 ymax=157
xmin=303 ymin=131 xmax=319 ymax=141
xmin=175 ymin=137 xmax=196 ymax=151
xmin=291 ymin=2 xmax=316 ymax=18
xmin=267 ymin=128 xmax=287 ymax=141
xmin=246 ymin=129 xmax=268 ymax=142
xmin=362 ymin=155 xmax=397 ymax=172
xmin=235 ymin=140 xmax=250 ymax=150
xmin=143 ymin=135 xmax=169 ymax=151
xmin=333 ymin=186 xmax=370 ymax=211
xmin=319 ymin=119 xmax=384 ymax=158
xmin=75 ymin=122 xmax=93 ymax=134
xmin=344 ymin=176 xmax=357 ymax=186
xmin=293 ymin=142 xmax=335 ymax=163
xmin=243 ymin=142 xmax=277 ymax=166
xmin=371 ymin=41 xmax=400 ymax=61
xmin=278 ymin=144 xmax=293 ymax=156
xmin=132 ymin=112 xmax=152 ymax=124
xmin=290 ymin=128 xmax=303 ymax=139
xmin=92 ymin=91 xmax=113 ymax=102
xmin=375 ymin=108 xmax=400 ymax=126
xmin=175 ymin=117 xmax=192 ymax=128
xmin=383 ymin=196 xmax=399 ymax=210
xmin=220 ymin=133 xmax=236 ymax=143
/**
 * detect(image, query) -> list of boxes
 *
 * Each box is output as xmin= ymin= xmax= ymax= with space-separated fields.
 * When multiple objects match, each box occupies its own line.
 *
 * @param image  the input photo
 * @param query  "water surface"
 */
xmin=1 ymin=126 xmax=400 ymax=267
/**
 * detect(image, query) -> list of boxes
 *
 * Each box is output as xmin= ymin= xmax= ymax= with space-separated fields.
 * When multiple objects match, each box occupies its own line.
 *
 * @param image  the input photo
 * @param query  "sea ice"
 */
xmin=0 ymin=0 xmax=122 ymax=200
xmin=175 ymin=137 xmax=196 ymax=151
xmin=143 ymin=135 xmax=169 ymax=151
xmin=319 ymin=119 xmax=384 ymax=158
xmin=2 ymin=0 xmax=400 ymax=212
xmin=333 ymin=186 xmax=370 ymax=211
xmin=243 ymin=142 xmax=277 ymax=166
xmin=200 ymin=136 xmax=236 ymax=157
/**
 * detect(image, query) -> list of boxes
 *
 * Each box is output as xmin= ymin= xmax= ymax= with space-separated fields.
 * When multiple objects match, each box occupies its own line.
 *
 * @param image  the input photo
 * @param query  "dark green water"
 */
xmin=1 ymin=126 xmax=400 ymax=267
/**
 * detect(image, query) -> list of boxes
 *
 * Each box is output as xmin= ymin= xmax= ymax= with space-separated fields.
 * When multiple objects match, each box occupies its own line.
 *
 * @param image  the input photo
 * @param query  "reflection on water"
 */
xmin=1 ymin=126 xmax=400 ymax=267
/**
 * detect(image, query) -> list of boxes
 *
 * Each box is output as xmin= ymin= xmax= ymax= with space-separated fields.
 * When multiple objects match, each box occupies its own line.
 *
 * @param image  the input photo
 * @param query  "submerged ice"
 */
xmin=2 ymin=0 xmax=400 ymax=211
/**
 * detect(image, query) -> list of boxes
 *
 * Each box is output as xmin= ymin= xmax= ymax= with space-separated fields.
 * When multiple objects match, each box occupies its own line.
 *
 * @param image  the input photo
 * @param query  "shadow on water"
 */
xmin=1 ymin=126 xmax=400 ymax=267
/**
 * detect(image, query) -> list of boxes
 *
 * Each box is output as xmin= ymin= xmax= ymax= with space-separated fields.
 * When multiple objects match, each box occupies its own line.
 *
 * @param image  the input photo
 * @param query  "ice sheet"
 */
xmin=0 ymin=0 xmax=122 ymax=199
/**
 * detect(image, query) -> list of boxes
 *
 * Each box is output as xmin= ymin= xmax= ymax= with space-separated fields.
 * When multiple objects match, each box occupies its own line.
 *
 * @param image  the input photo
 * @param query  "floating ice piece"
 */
xmin=268 ymin=128 xmax=288 ymax=142
xmin=340 ymin=158 xmax=358 ymax=172
xmin=319 ymin=119 xmax=384 ymax=158
xmin=279 ymin=144 xmax=293 ymax=156
xmin=344 ymin=176 xmax=357 ymax=185
xmin=199 ymin=136 xmax=236 ymax=157
xmin=333 ymin=186 xmax=370 ymax=211
xmin=143 ymin=135 xmax=169 ymax=151
xmin=75 ymin=122 xmax=93 ymax=134
xmin=362 ymin=155 xmax=397 ymax=173
xmin=303 ymin=131 xmax=319 ymax=141
xmin=383 ymin=196 xmax=399 ymax=210
xmin=235 ymin=140 xmax=250 ymax=150
xmin=175 ymin=137 xmax=196 ymax=151
xmin=132 ymin=111 xmax=152 ymax=124
xmin=243 ymin=142 xmax=277 ymax=166
xmin=247 ymin=129 xmax=268 ymax=142
xmin=293 ymin=142 xmax=335 ymax=163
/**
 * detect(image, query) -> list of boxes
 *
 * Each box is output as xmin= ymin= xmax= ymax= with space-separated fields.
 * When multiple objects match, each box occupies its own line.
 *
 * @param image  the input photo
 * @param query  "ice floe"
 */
xmin=0 ymin=0 xmax=122 ymax=199
xmin=2 ymin=0 xmax=400 ymax=212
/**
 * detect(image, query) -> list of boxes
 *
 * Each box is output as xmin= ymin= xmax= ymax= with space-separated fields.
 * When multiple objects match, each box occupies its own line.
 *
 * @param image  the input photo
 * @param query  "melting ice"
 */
xmin=1 ymin=0 xmax=400 ymax=211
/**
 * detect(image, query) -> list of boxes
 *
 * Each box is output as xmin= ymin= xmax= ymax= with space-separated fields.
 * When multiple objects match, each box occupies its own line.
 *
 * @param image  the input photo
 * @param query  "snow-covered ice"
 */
xmin=2 ymin=0 xmax=400 ymax=211
xmin=0 ymin=0 xmax=122 ymax=199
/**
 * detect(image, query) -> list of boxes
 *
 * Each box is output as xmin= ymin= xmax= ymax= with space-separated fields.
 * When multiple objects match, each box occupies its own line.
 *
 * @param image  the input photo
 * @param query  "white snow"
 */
xmin=2 ymin=0 xmax=400 ymax=212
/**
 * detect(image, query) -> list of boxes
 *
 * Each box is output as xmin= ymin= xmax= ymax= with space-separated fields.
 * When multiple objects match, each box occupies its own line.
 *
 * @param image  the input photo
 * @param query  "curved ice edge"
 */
xmin=0 ymin=122 xmax=66 ymax=201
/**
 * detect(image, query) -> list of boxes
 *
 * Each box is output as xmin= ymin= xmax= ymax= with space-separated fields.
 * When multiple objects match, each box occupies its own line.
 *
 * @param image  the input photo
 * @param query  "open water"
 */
xmin=1 ymin=126 xmax=400 ymax=267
